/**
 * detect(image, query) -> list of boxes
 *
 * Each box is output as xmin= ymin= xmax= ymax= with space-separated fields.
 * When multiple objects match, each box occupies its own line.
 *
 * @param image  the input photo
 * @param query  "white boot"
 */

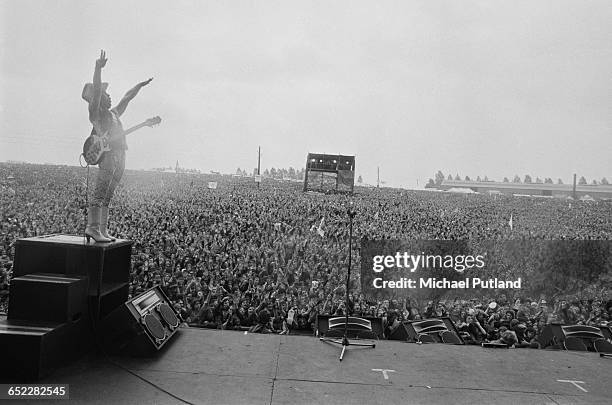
xmin=85 ymin=206 xmax=111 ymax=243
xmin=99 ymin=206 xmax=116 ymax=241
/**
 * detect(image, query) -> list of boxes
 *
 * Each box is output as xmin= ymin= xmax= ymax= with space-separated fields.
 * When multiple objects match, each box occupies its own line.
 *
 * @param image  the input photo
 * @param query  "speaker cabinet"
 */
xmin=599 ymin=325 xmax=612 ymax=341
xmin=0 ymin=318 xmax=92 ymax=380
xmin=538 ymin=324 xmax=605 ymax=350
xmin=99 ymin=286 xmax=181 ymax=356
xmin=8 ymin=273 xmax=88 ymax=323
xmin=13 ymin=234 xmax=133 ymax=321
xmin=316 ymin=315 xmax=383 ymax=339
xmin=388 ymin=322 xmax=409 ymax=341
xmin=400 ymin=317 xmax=464 ymax=344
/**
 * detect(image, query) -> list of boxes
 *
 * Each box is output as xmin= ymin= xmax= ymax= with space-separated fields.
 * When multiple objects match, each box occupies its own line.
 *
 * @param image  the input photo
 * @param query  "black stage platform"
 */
xmin=3 ymin=327 xmax=611 ymax=404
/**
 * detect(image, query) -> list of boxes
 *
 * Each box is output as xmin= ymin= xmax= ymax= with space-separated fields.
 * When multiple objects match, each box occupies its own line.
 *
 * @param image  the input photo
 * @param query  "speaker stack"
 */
xmin=1 ymin=234 xmax=183 ymax=379
xmin=11 ymin=234 xmax=133 ymax=320
xmin=0 ymin=273 xmax=90 ymax=380
xmin=0 ymin=234 xmax=133 ymax=380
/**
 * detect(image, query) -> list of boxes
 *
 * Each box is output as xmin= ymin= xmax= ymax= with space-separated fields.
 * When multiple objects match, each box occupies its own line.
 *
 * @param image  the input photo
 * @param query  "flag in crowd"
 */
xmin=317 ymin=216 xmax=325 ymax=237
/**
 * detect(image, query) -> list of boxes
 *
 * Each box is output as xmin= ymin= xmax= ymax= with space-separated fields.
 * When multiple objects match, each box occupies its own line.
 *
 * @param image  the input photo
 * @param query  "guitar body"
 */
xmin=81 ymin=116 xmax=161 ymax=166
xmin=82 ymin=132 xmax=111 ymax=165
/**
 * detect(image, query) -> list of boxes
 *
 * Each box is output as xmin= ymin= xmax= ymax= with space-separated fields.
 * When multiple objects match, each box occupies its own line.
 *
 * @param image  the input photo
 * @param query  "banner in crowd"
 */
xmin=208 ymin=182 xmax=218 ymax=189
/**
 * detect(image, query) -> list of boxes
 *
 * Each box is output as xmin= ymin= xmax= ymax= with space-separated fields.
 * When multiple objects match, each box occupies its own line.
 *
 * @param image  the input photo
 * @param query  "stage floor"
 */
xmin=6 ymin=327 xmax=612 ymax=405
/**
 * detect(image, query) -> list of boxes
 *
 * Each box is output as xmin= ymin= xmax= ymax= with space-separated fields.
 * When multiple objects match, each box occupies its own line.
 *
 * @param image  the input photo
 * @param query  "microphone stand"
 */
xmin=320 ymin=207 xmax=375 ymax=361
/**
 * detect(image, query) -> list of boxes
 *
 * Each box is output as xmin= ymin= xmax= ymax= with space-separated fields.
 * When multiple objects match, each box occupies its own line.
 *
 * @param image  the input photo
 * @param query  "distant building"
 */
xmin=437 ymin=180 xmax=612 ymax=200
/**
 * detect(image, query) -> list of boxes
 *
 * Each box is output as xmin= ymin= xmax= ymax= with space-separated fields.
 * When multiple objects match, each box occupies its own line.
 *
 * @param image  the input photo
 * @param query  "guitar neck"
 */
xmin=123 ymin=122 xmax=150 ymax=136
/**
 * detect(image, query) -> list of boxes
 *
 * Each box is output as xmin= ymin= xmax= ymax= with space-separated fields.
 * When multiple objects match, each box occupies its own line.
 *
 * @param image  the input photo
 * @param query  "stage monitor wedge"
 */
xmin=99 ymin=286 xmax=181 ymax=356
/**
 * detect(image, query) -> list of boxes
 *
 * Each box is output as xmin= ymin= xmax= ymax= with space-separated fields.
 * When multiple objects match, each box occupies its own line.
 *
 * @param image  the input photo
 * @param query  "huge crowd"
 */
xmin=1 ymin=163 xmax=611 ymax=346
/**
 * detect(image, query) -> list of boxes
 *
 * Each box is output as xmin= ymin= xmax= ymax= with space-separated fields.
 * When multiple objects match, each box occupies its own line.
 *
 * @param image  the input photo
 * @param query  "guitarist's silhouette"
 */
xmin=82 ymin=49 xmax=158 ymax=243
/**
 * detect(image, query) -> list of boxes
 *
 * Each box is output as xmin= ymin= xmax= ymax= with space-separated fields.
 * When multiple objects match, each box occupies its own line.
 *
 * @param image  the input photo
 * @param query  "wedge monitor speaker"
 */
xmin=99 ymin=286 xmax=181 ymax=355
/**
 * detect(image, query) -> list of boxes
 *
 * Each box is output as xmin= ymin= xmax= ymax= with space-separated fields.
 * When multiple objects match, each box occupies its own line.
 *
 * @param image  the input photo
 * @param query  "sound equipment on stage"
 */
xmin=0 ymin=234 xmax=134 ymax=380
xmin=593 ymin=338 xmax=612 ymax=353
xmin=0 ymin=319 xmax=92 ymax=380
xmin=8 ymin=273 xmax=88 ymax=323
xmin=538 ymin=324 xmax=605 ymax=351
xmin=440 ymin=330 xmax=463 ymax=344
xmin=12 ymin=234 xmax=133 ymax=320
xmin=387 ymin=322 xmax=409 ymax=341
xmin=563 ymin=336 xmax=588 ymax=351
xmin=391 ymin=317 xmax=464 ymax=344
xmin=99 ymin=286 xmax=181 ymax=356
xmin=322 ymin=316 xmax=378 ymax=340
xmin=0 ymin=272 xmax=92 ymax=380
xmin=599 ymin=325 xmax=612 ymax=341
xmin=316 ymin=315 xmax=384 ymax=339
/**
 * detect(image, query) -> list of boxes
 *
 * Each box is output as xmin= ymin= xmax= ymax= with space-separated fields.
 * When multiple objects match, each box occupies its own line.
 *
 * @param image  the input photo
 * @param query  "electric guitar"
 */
xmin=82 ymin=116 xmax=161 ymax=165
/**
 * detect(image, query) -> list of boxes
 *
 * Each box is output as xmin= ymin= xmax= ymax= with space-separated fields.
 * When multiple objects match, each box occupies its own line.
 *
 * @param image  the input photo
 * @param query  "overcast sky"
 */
xmin=1 ymin=0 xmax=611 ymax=188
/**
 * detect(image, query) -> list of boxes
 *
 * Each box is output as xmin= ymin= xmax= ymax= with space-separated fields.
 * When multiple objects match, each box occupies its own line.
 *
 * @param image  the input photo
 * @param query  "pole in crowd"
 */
xmin=257 ymin=146 xmax=261 ymax=189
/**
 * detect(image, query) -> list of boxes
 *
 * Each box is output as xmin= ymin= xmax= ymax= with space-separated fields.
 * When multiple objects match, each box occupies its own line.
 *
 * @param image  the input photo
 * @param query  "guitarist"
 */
xmin=82 ymin=49 xmax=153 ymax=243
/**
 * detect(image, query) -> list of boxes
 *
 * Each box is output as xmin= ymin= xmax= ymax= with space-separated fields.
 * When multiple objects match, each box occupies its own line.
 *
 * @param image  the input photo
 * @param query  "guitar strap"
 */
xmin=91 ymin=118 xmax=105 ymax=138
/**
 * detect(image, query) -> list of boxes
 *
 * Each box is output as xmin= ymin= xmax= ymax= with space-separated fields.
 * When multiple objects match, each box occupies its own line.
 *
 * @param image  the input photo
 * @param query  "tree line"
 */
xmin=426 ymin=171 xmax=609 ymax=188
xmin=236 ymin=167 xmax=306 ymax=180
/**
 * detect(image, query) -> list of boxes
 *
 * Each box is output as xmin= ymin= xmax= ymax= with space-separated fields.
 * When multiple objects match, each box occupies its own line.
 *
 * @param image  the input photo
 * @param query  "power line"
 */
xmin=2 ymin=134 xmax=84 ymax=142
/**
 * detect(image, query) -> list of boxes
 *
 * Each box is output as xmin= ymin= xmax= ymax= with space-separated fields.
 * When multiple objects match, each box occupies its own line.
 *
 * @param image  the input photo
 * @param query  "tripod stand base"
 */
xmin=320 ymin=336 xmax=376 ymax=361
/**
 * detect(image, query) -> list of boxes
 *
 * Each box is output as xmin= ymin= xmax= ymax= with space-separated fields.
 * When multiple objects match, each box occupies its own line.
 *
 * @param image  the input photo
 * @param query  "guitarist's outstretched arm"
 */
xmin=88 ymin=50 xmax=107 ymax=123
xmin=113 ymin=77 xmax=153 ymax=117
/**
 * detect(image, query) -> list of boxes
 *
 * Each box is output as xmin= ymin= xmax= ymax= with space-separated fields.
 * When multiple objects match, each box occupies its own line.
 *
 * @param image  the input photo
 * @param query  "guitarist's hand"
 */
xmin=138 ymin=78 xmax=153 ymax=88
xmin=95 ymin=50 xmax=107 ymax=69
